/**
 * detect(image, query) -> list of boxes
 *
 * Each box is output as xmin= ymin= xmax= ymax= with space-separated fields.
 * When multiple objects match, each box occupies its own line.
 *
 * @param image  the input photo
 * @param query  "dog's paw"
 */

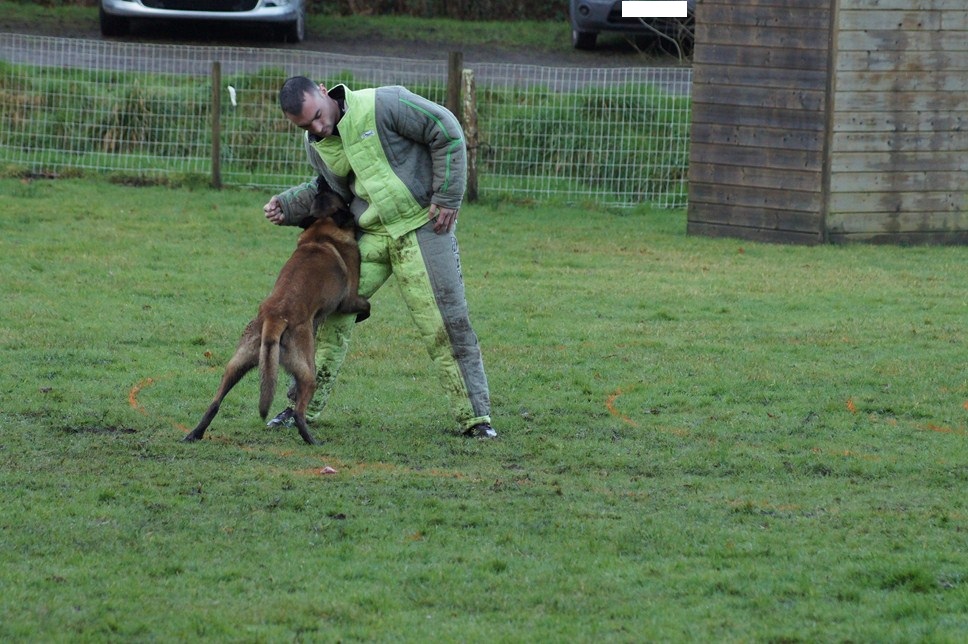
xmin=354 ymin=299 xmax=371 ymax=323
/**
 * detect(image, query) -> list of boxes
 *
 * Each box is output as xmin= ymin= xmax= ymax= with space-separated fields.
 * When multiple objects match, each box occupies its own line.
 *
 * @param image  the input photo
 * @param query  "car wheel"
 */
xmin=280 ymin=9 xmax=306 ymax=43
xmin=99 ymin=6 xmax=130 ymax=37
xmin=572 ymin=28 xmax=597 ymax=50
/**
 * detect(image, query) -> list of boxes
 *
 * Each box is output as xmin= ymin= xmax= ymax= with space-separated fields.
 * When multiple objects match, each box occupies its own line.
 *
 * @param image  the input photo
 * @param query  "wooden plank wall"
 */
xmin=827 ymin=0 xmax=968 ymax=243
xmin=687 ymin=0 xmax=833 ymax=244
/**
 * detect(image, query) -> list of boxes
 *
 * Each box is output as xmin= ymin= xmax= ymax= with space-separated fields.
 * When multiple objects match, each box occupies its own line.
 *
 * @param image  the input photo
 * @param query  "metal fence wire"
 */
xmin=0 ymin=33 xmax=692 ymax=208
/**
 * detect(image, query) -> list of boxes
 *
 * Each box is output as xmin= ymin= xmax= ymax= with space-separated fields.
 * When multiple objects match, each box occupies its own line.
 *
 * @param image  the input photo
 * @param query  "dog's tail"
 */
xmin=258 ymin=317 xmax=287 ymax=419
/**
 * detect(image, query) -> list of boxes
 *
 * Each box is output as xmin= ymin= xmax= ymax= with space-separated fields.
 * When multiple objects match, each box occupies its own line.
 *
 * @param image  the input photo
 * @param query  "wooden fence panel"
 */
xmin=688 ymin=0 xmax=831 ymax=243
xmin=828 ymin=0 xmax=968 ymax=242
xmin=688 ymin=0 xmax=967 ymax=244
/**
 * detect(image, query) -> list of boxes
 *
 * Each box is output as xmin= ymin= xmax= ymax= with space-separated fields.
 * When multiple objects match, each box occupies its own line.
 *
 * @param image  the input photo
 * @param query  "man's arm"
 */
xmin=391 ymin=87 xmax=467 ymax=210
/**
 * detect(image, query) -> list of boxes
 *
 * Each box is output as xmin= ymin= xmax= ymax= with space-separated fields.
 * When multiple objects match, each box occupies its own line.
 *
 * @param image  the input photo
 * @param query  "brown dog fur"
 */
xmin=184 ymin=179 xmax=369 ymax=445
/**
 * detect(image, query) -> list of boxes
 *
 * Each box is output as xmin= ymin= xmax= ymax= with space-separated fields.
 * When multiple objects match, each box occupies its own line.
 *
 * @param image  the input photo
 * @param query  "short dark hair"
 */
xmin=279 ymin=76 xmax=319 ymax=115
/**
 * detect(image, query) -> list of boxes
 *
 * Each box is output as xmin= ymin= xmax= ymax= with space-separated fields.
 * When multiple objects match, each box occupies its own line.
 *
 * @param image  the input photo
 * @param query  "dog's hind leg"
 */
xmin=294 ymin=414 xmax=318 ymax=445
xmin=287 ymin=322 xmax=320 ymax=445
xmin=258 ymin=316 xmax=289 ymax=420
xmin=183 ymin=324 xmax=260 ymax=442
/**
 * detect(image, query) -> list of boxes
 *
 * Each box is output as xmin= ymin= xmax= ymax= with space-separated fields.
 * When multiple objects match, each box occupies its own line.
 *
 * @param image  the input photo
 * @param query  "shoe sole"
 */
xmin=465 ymin=429 xmax=498 ymax=440
xmin=266 ymin=412 xmax=295 ymax=428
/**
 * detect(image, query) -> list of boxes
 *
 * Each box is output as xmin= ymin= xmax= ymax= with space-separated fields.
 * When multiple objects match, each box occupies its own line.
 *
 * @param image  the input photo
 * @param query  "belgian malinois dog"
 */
xmin=184 ymin=178 xmax=369 ymax=445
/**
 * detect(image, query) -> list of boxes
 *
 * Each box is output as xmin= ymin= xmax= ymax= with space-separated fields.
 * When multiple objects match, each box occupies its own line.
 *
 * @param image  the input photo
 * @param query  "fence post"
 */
xmin=446 ymin=51 xmax=463 ymax=124
xmin=461 ymin=68 xmax=478 ymax=203
xmin=211 ymin=61 xmax=222 ymax=189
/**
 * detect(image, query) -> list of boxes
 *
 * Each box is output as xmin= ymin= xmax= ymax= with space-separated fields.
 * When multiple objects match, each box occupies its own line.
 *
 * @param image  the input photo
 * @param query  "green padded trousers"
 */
xmin=289 ymin=220 xmax=491 ymax=432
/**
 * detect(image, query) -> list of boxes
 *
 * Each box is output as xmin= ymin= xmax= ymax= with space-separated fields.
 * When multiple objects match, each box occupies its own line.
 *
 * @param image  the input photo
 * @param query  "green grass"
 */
xmin=0 ymin=1 xmax=96 ymax=31
xmin=308 ymin=12 xmax=571 ymax=53
xmin=2 ymin=178 xmax=967 ymax=641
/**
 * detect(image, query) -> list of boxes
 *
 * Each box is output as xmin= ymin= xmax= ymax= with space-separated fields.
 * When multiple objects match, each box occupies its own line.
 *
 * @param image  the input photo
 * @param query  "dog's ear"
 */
xmin=310 ymin=175 xmax=349 ymax=219
xmin=330 ymin=208 xmax=355 ymax=229
xmin=314 ymin=174 xmax=338 ymax=194
xmin=295 ymin=216 xmax=317 ymax=229
xmin=310 ymin=191 xmax=345 ymax=218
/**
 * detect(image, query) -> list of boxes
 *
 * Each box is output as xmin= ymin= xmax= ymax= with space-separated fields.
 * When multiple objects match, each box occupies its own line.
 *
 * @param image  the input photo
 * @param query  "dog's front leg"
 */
xmin=339 ymin=244 xmax=371 ymax=323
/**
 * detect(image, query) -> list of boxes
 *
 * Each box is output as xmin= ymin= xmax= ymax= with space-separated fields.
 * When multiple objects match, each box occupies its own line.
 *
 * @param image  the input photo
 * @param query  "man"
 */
xmin=262 ymin=76 xmax=496 ymax=439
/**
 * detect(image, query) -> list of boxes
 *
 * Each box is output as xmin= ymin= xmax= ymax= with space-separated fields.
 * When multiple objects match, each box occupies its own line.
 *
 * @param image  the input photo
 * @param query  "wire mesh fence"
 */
xmin=0 ymin=33 xmax=691 ymax=208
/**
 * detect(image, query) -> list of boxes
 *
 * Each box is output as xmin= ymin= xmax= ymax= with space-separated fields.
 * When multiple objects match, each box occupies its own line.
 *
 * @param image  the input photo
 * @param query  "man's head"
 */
xmin=279 ymin=76 xmax=340 ymax=139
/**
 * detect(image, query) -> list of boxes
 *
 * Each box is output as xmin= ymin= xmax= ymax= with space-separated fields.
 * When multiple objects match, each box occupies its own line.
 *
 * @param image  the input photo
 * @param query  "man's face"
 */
xmin=286 ymin=86 xmax=338 ymax=138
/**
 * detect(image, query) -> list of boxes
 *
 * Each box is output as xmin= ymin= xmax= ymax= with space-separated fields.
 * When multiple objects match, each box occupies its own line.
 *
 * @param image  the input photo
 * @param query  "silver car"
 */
xmin=99 ymin=0 xmax=307 ymax=43
xmin=569 ymin=0 xmax=695 ymax=54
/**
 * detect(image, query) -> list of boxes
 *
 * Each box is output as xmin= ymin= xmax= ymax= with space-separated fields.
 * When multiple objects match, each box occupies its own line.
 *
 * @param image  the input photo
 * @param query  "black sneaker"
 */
xmin=266 ymin=407 xmax=295 ymax=428
xmin=464 ymin=423 xmax=498 ymax=440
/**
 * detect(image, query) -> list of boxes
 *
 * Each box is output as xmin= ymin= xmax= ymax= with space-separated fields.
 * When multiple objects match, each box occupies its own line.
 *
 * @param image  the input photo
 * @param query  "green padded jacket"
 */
xmin=274 ymin=84 xmax=467 ymax=238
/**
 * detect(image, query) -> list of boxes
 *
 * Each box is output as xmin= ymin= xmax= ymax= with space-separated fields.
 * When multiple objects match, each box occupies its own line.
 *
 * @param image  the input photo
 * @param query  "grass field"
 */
xmin=1 ymin=178 xmax=966 ymax=641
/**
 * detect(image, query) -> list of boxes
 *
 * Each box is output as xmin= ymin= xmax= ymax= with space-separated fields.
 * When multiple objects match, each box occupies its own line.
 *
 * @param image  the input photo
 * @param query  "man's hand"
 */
xmin=429 ymin=203 xmax=458 ymax=234
xmin=263 ymin=196 xmax=285 ymax=225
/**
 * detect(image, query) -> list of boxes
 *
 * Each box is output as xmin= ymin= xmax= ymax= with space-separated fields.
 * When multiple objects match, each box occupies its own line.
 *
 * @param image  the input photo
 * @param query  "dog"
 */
xmin=183 ymin=177 xmax=369 ymax=445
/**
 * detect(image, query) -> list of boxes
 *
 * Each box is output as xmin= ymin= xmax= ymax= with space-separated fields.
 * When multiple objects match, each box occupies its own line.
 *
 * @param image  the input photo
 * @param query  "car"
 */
xmin=99 ymin=0 xmax=307 ymax=43
xmin=569 ymin=0 xmax=695 ymax=55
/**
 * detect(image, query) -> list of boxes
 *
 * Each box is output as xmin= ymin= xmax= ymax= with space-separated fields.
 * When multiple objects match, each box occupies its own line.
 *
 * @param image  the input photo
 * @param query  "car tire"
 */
xmin=99 ymin=6 xmax=130 ymax=37
xmin=572 ymin=28 xmax=597 ymax=50
xmin=280 ymin=9 xmax=306 ymax=43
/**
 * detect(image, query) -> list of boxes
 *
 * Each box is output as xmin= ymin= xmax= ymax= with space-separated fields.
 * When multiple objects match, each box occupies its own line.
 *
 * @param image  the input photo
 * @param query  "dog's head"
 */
xmin=296 ymin=175 xmax=354 ymax=230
